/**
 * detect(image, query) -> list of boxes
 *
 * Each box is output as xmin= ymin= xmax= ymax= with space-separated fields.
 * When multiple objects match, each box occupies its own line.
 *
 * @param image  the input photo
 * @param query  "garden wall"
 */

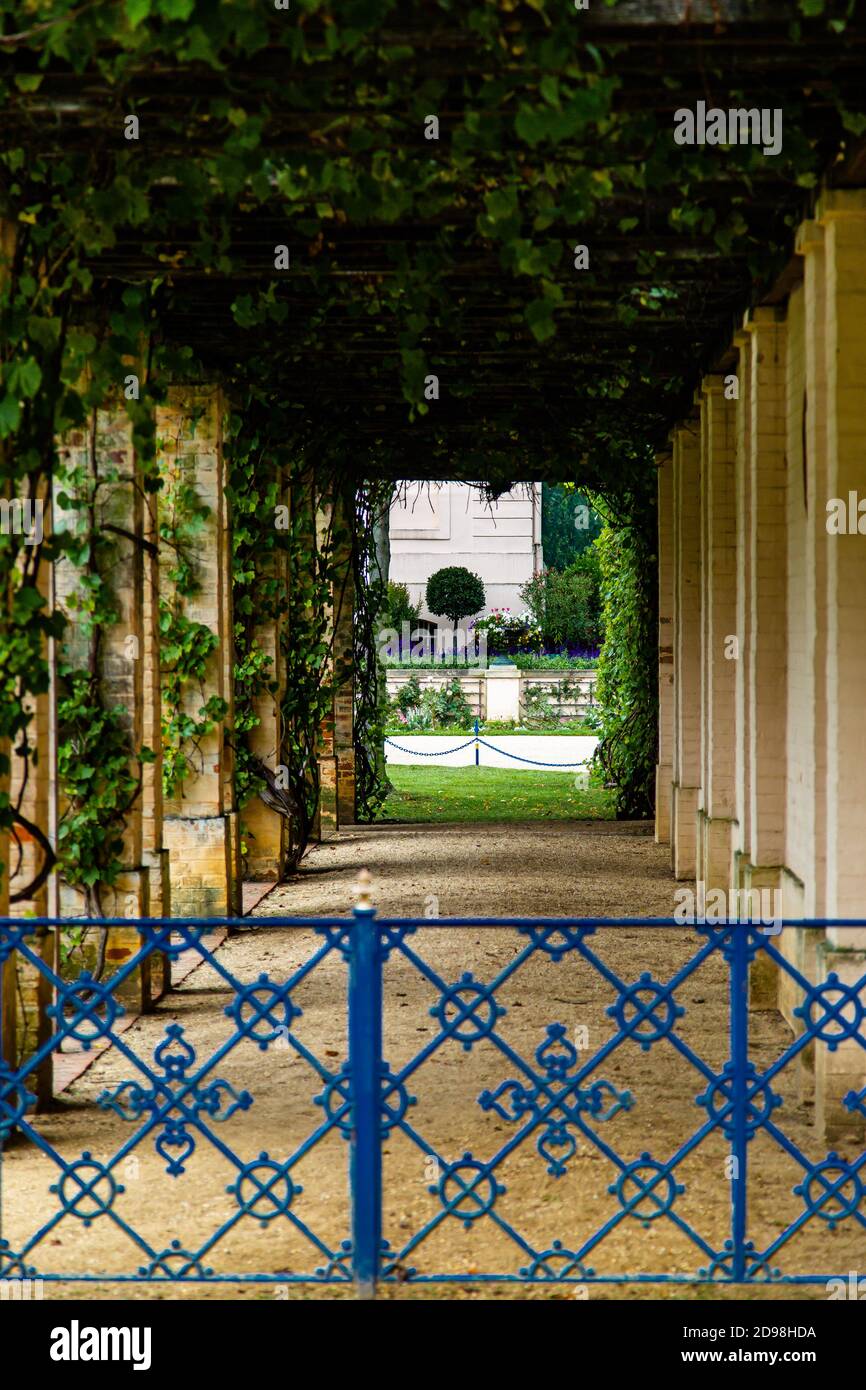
xmin=385 ymin=668 xmax=597 ymax=724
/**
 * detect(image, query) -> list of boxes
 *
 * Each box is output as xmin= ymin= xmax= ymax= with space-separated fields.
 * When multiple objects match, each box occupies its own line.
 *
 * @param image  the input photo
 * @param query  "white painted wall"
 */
xmin=389 ymin=481 xmax=542 ymax=625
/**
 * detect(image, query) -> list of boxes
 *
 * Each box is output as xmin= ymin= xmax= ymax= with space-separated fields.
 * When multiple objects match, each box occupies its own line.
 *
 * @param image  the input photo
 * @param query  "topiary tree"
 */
xmin=426 ymin=566 xmax=486 ymax=627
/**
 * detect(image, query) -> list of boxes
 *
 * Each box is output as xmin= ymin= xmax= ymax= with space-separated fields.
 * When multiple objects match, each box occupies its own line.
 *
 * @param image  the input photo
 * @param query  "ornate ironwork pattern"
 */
xmin=0 ymin=919 xmax=355 ymax=1287
xmin=0 ymin=914 xmax=864 ymax=1295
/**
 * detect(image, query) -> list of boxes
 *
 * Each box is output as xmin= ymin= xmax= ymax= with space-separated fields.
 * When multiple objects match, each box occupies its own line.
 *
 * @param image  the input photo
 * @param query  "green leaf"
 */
xmin=840 ymin=107 xmax=866 ymax=136
xmin=525 ymin=298 xmax=556 ymax=343
xmin=540 ymin=75 xmax=560 ymax=108
xmin=0 ymin=393 xmax=21 ymax=436
xmin=9 ymin=358 xmax=42 ymax=400
xmin=13 ymin=586 xmax=46 ymax=615
xmin=126 ymin=0 xmax=151 ymax=25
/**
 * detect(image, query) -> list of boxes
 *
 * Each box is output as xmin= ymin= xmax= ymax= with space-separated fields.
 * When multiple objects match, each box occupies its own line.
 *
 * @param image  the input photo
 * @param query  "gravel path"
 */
xmin=261 ymin=819 xmax=675 ymax=918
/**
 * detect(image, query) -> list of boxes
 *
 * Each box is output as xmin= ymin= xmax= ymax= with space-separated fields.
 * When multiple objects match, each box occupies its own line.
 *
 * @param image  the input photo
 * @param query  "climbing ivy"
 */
xmin=353 ymin=479 xmax=393 ymax=820
xmin=589 ymin=475 xmax=658 ymax=820
xmin=0 ymin=0 xmax=864 ymax=884
xmin=157 ymin=437 xmax=229 ymax=799
xmin=53 ymin=399 xmax=156 ymax=907
xmin=225 ymin=400 xmax=290 ymax=814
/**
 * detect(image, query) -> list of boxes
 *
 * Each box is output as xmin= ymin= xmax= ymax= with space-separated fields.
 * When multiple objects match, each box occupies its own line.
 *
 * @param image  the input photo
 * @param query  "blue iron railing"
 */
xmin=1 ymin=914 xmax=864 ymax=1295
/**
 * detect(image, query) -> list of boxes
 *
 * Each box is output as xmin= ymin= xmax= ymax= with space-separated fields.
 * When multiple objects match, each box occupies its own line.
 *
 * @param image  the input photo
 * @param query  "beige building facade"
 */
xmin=389 ymin=481 xmax=543 ymax=628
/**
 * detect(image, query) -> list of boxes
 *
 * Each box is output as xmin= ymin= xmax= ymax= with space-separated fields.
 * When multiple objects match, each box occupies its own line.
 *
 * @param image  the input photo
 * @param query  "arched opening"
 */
xmin=2 ymin=1 xmax=866 ymax=1300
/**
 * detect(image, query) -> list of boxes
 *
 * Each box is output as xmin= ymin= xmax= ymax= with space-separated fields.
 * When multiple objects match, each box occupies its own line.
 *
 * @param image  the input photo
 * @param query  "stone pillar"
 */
xmin=55 ymin=402 xmax=166 ymax=1010
xmin=488 ymin=665 xmax=521 ymax=721
xmin=670 ymin=421 xmax=702 ymax=880
xmin=740 ymin=308 xmax=788 ymax=1009
xmin=698 ymin=378 xmax=738 ymax=891
xmin=141 ymin=475 xmax=170 ymax=929
xmin=158 ymin=385 xmax=240 ymax=917
xmin=733 ymin=329 xmax=753 ymax=885
xmin=798 ymin=221 xmax=829 ymax=923
xmin=814 ymin=191 xmax=866 ymax=1139
xmin=655 ymin=448 xmax=674 ymax=845
xmin=744 ymin=308 xmax=788 ymax=886
xmin=243 ymin=474 xmax=288 ymax=879
xmin=769 ymin=221 xmax=828 ymax=1106
xmin=783 ymin=282 xmax=809 ymax=920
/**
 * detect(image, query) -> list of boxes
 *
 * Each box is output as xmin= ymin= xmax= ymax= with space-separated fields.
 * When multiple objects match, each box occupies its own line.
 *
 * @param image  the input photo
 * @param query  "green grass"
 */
xmin=381 ymin=765 xmax=614 ymax=823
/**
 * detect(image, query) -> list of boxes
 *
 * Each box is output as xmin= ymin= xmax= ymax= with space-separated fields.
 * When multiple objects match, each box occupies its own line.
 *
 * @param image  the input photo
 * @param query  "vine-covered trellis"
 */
xmin=1 ymin=0 xmax=865 ymax=898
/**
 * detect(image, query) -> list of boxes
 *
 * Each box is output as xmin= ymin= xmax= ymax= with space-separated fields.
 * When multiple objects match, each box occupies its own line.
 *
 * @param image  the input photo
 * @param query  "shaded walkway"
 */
xmin=257 ymin=820 xmax=677 ymax=919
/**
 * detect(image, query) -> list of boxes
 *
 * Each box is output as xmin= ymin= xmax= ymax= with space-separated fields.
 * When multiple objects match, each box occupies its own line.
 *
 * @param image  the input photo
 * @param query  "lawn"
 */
xmin=381 ymin=764 xmax=614 ymax=823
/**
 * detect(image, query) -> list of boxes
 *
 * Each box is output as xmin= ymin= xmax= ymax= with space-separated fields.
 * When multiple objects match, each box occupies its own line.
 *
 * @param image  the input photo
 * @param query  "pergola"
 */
xmin=1 ymin=0 xmax=865 ymax=924
xmin=3 ymin=2 xmax=865 ymax=483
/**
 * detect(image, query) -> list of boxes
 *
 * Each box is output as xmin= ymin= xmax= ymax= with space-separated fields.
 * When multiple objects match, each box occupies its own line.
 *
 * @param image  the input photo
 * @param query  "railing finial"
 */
xmin=354 ymin=867 xmax=374 ymax=910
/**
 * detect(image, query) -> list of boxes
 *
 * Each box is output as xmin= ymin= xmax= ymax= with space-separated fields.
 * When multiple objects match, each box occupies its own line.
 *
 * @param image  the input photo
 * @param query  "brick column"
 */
xmin=733 ymin=329 xmax=753 ymax=883
xmin=333 ymin=493 xmax=356 ymax=828
xmin=55 ymin=403 xmax=166 ymax=1010
xmin=141 ymin=474 xmax=169 ymax=926
xmin=315 ymin=497 xmax=338 ymax=842
xmin=243 ymin=469 xmax=288 ymax=880
xmin=778 ymin=222 xmax=827 ymax=1105
xmin=670 ymin=421 xmax=702 ymax=879
xmin=743 ymin=308 xmax=788 ymax=889
xmin=798 ymin=222 xmax=829 ymax=922
xmin=158 ymin=385 xmax=240 ymax=917
xmin=814 ymin=191 xmax=866 ymax=1139
xmin=740 ymin=308 xmax=788 ymax=1010
xmin=698 ymin=378 xmax=738 ymax=891
xmin=314 ymin=488 xmax=355 ymax=837
xmin=655 ymin=448 xmax=674 ymax=844
xmin=781 ymin=280 xmax=809 ymax=926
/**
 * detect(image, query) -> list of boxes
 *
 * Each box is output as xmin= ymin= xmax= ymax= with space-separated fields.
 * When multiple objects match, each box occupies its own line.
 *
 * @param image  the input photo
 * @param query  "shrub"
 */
xmin=592 ymin=517 xmax=656 ymax=818
xmin=510 ymin=652 xmax=598 ymax=670
xmin=388 ymin=675 xmax=474 ymax=730
xmin=403 ymin=701 xmax=434 ymax=731
xmin=520 ymin=550 xmax=602 ymax=651
xmin=520 ymin=684 xmax=558 ymax=730
xmin=382 ymin=580 xmax=420 ymax=630
xmin=393 ymin=673 xmax=422 ymax=717
xmin=429 ymin=677 xmax=473 ymax=728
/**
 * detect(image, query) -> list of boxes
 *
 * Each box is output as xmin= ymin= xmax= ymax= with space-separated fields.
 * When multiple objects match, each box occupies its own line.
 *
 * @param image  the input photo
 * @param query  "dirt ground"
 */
xmin=3 ymin=821 xmax=863 ymax=1300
